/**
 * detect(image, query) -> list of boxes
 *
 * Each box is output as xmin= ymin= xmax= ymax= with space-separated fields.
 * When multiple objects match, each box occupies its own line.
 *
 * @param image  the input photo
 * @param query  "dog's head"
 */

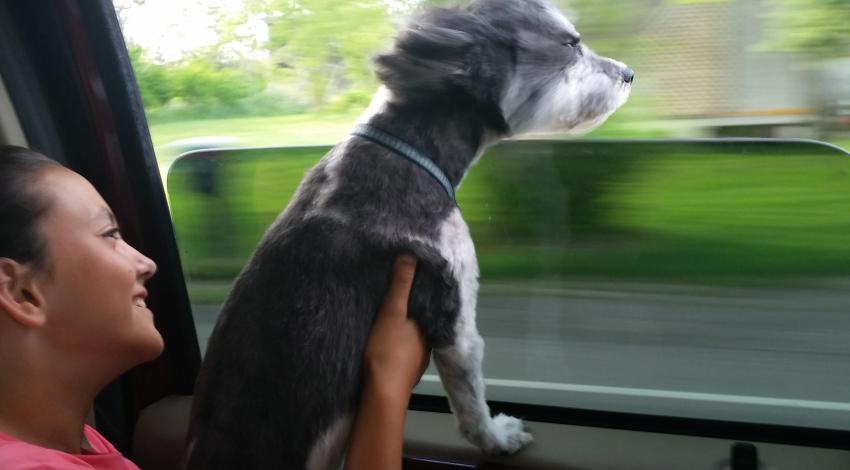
xmin=375 ymin=0 xmax=632 ymax=136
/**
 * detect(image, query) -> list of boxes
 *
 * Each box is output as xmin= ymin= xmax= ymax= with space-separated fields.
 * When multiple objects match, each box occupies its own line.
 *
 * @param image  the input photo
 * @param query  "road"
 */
xmin=191 ymin=279 xmax=850 ymax=431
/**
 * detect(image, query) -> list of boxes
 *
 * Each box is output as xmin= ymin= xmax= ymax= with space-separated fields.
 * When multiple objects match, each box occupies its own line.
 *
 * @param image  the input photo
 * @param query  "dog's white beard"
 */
xmin=504 ymin=57 xmax=630 ymax=136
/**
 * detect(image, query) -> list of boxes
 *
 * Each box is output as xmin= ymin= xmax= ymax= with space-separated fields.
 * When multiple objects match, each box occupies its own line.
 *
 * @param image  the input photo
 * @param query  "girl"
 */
xmin=0 ymin=146 xmax=428 ymax=469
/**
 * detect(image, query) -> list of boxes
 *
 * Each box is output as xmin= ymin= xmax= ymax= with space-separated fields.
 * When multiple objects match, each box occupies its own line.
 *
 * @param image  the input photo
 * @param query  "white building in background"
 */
xmin=640 ymin=0 xmax=845 ymax=138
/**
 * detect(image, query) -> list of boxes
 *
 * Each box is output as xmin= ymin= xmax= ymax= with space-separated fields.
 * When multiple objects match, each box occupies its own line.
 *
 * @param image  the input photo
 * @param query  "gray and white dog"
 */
xmin=187 ymin=0 xmax=632 ymax=468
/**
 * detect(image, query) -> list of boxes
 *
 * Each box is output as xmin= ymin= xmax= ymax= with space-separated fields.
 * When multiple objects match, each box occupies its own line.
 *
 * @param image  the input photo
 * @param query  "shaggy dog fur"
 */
xmin=187 ymin=0 xmax=632 ymax=468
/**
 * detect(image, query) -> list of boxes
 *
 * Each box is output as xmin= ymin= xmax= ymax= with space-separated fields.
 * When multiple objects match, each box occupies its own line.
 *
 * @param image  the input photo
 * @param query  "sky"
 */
xmin=113 ymin=0 xmax=270 ymax=63
xmin=113 ymin=0 xmax=423 ymax=63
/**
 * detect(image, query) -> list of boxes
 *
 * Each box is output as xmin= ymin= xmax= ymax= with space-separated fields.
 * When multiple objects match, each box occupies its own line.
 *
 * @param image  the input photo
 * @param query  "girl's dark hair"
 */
xmin=0 ymin=146 xmax=61 ymax=267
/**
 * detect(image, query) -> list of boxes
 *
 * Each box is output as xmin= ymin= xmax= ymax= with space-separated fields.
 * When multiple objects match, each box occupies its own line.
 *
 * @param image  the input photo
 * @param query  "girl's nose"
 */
xmin=138 ymin=253 xmax=157 ymax=282
xmin=121 ymin=240 xmax=157 ymax=281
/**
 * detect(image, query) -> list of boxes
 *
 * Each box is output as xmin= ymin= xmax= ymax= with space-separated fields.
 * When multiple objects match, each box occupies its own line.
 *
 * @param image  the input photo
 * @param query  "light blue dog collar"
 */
xmin=352 ymin=124 xmax=456 ymax=203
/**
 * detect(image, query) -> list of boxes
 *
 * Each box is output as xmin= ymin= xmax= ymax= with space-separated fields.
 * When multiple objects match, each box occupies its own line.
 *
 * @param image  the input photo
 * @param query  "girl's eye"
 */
xmin=103 ymin=228 xmax=122 ymax=240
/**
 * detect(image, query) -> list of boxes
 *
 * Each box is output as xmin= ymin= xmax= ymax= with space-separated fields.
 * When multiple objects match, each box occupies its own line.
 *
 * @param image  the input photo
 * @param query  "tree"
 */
xmin=128 ymin=46 xmax=176 ymax=108
xmin=119 ymin=1 xmax=270 ymax=110
xmin=264 ymin=0 xmax=400 ymax=108
xmin=762 ymin=0 xmax=850 ymax=59
xmin=129 ymin=47 xmax=266 ymax=109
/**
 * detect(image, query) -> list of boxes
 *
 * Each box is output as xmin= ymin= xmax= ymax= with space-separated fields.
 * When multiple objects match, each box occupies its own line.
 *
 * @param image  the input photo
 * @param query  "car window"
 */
xmin=114 ymin=0 xmax=850 ymax=436
xmin=167 ymin=139 xmax=850 ymax=432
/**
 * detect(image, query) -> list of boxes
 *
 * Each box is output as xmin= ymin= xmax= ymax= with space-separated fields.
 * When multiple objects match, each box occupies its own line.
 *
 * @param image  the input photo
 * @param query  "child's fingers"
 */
xmin=385 ymin=254 xmax=417 ymax=313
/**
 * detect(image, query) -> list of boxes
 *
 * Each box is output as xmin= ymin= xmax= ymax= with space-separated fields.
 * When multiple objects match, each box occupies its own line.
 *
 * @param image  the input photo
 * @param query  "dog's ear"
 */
xmin=374 ymin=10 xmax=477 ymax=101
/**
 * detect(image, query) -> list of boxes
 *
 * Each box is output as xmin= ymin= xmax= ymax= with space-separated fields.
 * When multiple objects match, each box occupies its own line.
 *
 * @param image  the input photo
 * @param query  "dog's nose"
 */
xmin=623 ymin=68 xmax=635 ymax=84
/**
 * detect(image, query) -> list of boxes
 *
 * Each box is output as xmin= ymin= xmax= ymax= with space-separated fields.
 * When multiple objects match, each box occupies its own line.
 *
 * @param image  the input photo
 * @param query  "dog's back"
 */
xmin=186 ymin=140 xmax=458 ymax=469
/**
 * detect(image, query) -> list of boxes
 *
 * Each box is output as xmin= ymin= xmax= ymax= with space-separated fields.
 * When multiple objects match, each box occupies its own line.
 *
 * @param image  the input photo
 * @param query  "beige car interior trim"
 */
xmin=130 ymin=396 xmax=850 ymax=470
xmin=403 ymin=410 xmax=850 ymax=470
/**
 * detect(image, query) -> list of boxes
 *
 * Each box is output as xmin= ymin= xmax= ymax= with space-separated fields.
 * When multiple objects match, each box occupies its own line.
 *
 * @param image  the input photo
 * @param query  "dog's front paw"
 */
xmin=462 ymin=413 xmax=533 ymax=455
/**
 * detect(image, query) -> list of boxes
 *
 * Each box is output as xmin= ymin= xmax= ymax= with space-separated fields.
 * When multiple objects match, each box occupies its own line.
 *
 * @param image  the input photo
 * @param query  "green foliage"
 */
xmin=762 ymin=0 xmax=850 ymax=58
xmin=565 ymin=0 xmax=650 ymax=36
xmin=129 ymin=46 xmax=175 ymax=108
xmin=265 ymin=0 xmax=397 ymax=108
xmin=129 ymin=47 xmax=271 ymax=117
xmin=171 ymin=60 xmax=266 ymax=105
xmin=322 ymin=90 xmax=375 ymax=114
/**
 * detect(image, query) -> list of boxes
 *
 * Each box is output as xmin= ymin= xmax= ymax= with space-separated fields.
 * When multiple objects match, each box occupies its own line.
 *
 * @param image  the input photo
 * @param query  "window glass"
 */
xmin=114 ymin=0 xmax=850 ymax=430
xmin=168 ymin=140 xmax=850 ymax=430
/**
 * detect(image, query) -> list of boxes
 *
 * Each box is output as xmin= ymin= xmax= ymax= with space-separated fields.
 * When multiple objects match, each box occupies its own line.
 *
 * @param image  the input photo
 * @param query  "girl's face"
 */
xmin=33 ymin=167 xmax=162 ymax=373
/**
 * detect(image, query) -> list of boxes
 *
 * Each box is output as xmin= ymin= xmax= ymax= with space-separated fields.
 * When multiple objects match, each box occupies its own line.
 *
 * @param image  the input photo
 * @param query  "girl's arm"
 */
xmin=345 ymin=255 xmax=430 ymax=470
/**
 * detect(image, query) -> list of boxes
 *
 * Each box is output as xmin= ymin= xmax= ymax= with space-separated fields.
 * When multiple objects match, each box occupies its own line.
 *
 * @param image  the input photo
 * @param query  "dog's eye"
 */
xmin=562 ymin=36 xmax=581 ymax=48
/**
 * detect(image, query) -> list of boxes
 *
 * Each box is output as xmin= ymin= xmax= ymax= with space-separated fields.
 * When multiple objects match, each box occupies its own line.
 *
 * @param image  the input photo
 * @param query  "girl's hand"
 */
xmin=345 ymin=255 xmax=431 ymax=470
xmin=363 ymin=254 xmax=430 ymax=394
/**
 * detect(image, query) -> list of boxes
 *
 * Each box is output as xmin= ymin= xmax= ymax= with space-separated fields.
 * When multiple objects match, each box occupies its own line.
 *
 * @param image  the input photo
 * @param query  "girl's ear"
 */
xmin=0 ymin=258 xmax=47 ymax=328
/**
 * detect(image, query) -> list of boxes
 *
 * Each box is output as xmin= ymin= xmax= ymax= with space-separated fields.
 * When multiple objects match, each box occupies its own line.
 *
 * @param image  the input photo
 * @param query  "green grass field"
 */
xmin=150 ymin=113 xmax=360 ymax=159
xmin=149 ymin=112 xmax=850 ymax=160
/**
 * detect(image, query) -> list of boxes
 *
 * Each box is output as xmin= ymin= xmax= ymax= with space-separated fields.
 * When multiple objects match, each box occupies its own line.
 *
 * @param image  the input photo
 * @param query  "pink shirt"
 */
xmin=0 ymin=425 xmax=141 ymax=470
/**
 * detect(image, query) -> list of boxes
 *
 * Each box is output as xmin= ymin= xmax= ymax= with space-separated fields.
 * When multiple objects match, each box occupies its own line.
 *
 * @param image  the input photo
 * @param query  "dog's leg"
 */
xmin=433 ymin=323 xmax=533 ymax=454
xmin=432 ymin=210 xmax=533 ymax=455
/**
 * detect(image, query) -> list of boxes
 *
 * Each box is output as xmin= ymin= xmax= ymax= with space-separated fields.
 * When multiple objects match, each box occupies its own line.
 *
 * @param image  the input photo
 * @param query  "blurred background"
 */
xmin=113 ymin=0 xmax=850 ymax=162
xmin=112 ymin=0 xmax=850 ymax=431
